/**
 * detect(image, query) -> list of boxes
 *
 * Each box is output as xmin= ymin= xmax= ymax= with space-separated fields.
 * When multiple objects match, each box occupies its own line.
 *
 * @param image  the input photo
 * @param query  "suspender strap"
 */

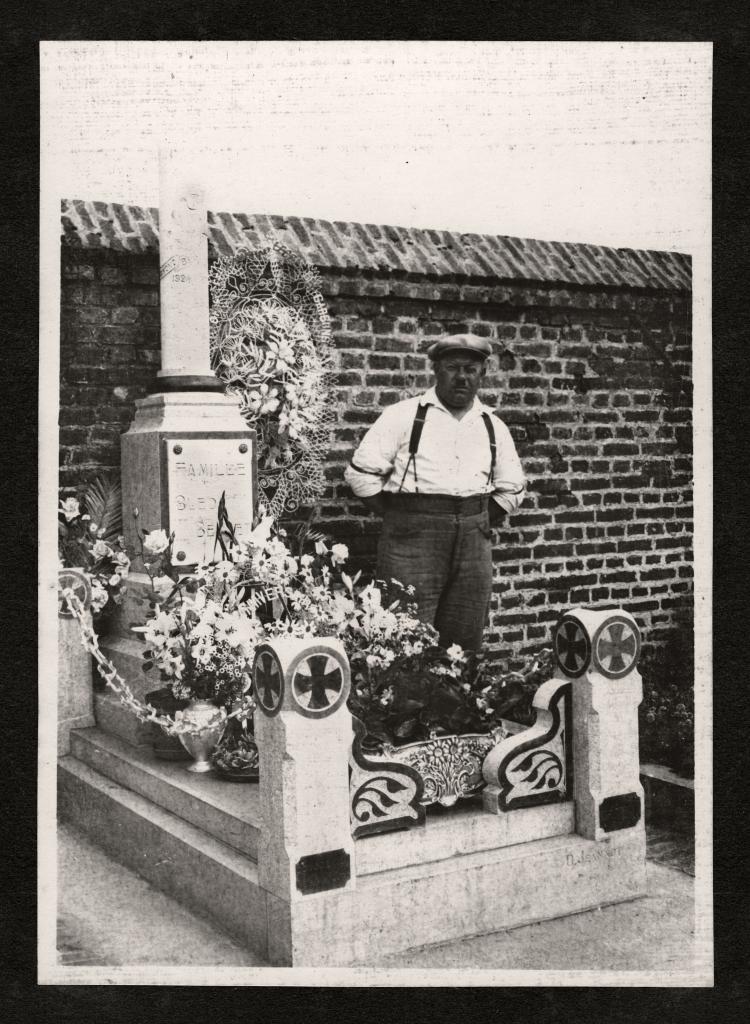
xmin=399 ymin=403 xmax=429 ymax=492
xmin=400 ymin=403 xmax=498 ymax=492
xmin=481 ymin=411 xmax=497 ymax=484
xmin=408 ymin=403 xmax=430 ymax=456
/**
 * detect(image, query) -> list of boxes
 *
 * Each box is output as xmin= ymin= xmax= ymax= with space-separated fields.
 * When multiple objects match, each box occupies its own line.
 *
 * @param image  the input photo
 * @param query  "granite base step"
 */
xmin=69 ymin=727 xmax=261 ymax=859
xmin=58 ymin=755 xmax=270 ymax=959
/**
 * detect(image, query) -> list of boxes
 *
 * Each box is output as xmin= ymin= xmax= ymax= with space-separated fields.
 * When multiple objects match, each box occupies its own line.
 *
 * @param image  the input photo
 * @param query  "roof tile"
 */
xmin=60 ymin=199 xmax=691 ymax=292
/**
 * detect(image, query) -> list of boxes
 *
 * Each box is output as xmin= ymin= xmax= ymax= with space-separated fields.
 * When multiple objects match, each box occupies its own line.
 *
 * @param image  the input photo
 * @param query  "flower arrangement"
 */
xmin=340 ymin=579 xmax=556 ymax=746
xmin=134 ymin=560 xmax=262 ymax=712
xmin=58 ymin=476 xmax=130 ymax=618
xmin=64 ymin=501 xmax=555 ymax=749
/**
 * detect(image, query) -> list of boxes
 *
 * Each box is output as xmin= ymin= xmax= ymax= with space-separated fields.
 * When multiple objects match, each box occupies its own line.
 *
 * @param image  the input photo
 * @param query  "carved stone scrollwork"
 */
xmin=382 ymin=729 xmax=507 ymax=808
xmin=349 ymin=718 xmax=425 ymax=839
xmin=482 ymin=679 xmax=572 ymax=813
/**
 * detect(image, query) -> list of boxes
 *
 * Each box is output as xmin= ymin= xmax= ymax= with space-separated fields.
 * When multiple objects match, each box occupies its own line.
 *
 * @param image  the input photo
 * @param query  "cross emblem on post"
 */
xmin=594 ymin=618 xmax=639 ymax=678
xmin=555 ymin=617 xmax=591 ymax=677
xmin=254 ymin=650 xmax=283 ymax=713
xmin=292 ymin=654 xmax=344 ymax=715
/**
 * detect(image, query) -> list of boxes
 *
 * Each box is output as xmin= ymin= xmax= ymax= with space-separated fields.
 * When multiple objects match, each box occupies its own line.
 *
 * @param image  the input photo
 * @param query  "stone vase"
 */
xmin=177 ymin=700 xmax=227 ymax=773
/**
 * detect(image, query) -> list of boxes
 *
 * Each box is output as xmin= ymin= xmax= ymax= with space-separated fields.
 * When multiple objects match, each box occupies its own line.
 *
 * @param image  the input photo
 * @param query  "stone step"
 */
xmin=70 ymin=727 xmax=572 ymax=877
xmin=58 ymin=755 xmax=270 ymax=960
xmin=93 ymin=691 xmax=155 ymax=749
xmin=93 ymin=635 xmax=155 ymax=748
xmin=69 ymin=727 xmax=261 ymax=860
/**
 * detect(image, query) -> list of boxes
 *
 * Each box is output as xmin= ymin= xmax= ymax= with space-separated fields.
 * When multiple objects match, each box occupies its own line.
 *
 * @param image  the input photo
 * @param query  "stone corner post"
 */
xmin=552 ymin=607 xmax=645 ymax=841
xmin=57 ymin=570 xmax=95 ymax=756
xmin=252 ymin=637 xmax=356 ymax=909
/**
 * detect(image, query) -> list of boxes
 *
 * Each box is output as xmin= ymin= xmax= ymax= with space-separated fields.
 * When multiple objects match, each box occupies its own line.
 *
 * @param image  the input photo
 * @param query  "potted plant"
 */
xmin=58 ymin=476 xmax=130 ymax=627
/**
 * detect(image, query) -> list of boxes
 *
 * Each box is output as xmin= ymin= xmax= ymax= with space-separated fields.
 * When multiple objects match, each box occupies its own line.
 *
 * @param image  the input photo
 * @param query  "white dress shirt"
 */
xmin=344 ymin=387 xmax=526 ymax=513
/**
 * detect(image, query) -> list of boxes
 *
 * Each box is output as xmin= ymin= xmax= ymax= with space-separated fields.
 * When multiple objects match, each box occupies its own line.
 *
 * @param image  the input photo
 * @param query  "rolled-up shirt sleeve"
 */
xmin=490 ymin=416 xmax=526 ymax=514
xmin=344 ymin=406 xmax=402 ymax=498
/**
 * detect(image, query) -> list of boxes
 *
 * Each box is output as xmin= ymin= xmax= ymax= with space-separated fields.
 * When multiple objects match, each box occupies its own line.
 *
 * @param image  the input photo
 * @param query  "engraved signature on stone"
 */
xmin=565 ymin=844 xmax=625 ymax=868
xmin=160 ymin=254 xmax=190 ymax=280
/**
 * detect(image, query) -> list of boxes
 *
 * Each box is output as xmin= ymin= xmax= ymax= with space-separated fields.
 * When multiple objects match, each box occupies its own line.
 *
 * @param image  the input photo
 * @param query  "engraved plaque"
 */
xmin=295 ymin=849 xmax=351 ymax=894
xmin=165 ymin=435 xmax=255 ymax=566
xmin=599 ymin=792 xmax=641 ymax=833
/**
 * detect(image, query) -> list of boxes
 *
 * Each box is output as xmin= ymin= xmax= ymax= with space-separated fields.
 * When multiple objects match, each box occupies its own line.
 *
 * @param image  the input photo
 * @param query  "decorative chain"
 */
xmin=61 ymin=588 xmax=250 ymax=737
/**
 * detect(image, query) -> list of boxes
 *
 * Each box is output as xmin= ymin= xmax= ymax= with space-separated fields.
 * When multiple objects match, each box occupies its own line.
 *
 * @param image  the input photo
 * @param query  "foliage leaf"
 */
xmin=83 ymin=476 xmax=122 ymax=543
xmin=393 ymin=717 xmax=419 ymax=739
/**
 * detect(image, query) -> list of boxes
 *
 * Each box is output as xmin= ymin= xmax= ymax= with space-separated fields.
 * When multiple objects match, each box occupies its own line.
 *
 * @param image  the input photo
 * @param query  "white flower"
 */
xmin=92 ymin=539 xmax=109 ymax=559
xmin=163 ymin=654 xmax=185 ymax=680
xmin=59 ymin=497 xmax=80 ymax=521
xmin=90 ymin=580 xmax=108 ymax=612
xmin=143 ymin=529 xmax=169 ymax=555
xmin=114 ymin=557 xmax=130 ymax=578
xmin=330 ymin=543 xmax=349 ymax=566
xmin=246 ymin=516 xmax=274 ymax=550
xmin=108 ymin=574 xmax=121 ymax=588
xmin=315 ymin=539 xmax=328 ymax=555
xmin=446 ymin=643 xmax=465 ymax=663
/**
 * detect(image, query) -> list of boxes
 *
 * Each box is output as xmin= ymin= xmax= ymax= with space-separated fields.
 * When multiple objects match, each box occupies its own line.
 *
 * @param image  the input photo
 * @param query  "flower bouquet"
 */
xmin=133 ymin=554 xmax=264 ymax=764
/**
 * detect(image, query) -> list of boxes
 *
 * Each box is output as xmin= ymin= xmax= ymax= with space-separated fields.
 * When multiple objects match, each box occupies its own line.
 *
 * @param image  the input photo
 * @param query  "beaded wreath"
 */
xmin=209 ymin=243 xmax=334 ymax=518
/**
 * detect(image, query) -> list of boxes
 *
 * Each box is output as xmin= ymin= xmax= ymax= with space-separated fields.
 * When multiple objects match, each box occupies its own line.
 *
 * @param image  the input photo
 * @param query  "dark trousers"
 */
xmin=376 ymin=494 xmax=493 ymax=652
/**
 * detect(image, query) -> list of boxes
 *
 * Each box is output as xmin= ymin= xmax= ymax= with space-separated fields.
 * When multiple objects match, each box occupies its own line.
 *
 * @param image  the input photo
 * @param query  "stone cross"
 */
xmin=156 ymin=147 xmax=222 ymax=391
xmin=120 ymin=148 xmax=254 ymax=567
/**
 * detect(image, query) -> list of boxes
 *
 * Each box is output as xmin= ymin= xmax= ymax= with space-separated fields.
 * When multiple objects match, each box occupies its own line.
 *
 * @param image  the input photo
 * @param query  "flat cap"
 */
xmin=426 ymin=333 xmax=492 ymax=361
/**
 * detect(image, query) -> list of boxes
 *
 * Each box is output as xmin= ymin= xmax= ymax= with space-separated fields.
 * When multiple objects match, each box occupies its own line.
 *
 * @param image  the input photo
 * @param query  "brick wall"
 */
xmin=59 ymin=201 xmax=693 ymax=660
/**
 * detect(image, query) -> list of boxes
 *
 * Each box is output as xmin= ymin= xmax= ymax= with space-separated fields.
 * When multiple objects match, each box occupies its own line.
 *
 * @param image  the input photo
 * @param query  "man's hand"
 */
xmin=360 ymin=493 xmax=386 ymax=516
xmin=488 ymin=501 xmax=508 ymax=528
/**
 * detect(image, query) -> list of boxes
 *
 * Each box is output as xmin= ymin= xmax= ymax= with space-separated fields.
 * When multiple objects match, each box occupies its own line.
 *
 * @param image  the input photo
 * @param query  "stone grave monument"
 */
xmin=58 ymin=154 xmax=648 ymax=967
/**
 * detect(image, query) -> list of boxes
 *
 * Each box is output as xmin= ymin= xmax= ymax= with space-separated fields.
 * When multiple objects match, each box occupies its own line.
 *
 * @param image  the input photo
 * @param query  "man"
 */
xmin=344 ymin=334 xmax=525 ymax=652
